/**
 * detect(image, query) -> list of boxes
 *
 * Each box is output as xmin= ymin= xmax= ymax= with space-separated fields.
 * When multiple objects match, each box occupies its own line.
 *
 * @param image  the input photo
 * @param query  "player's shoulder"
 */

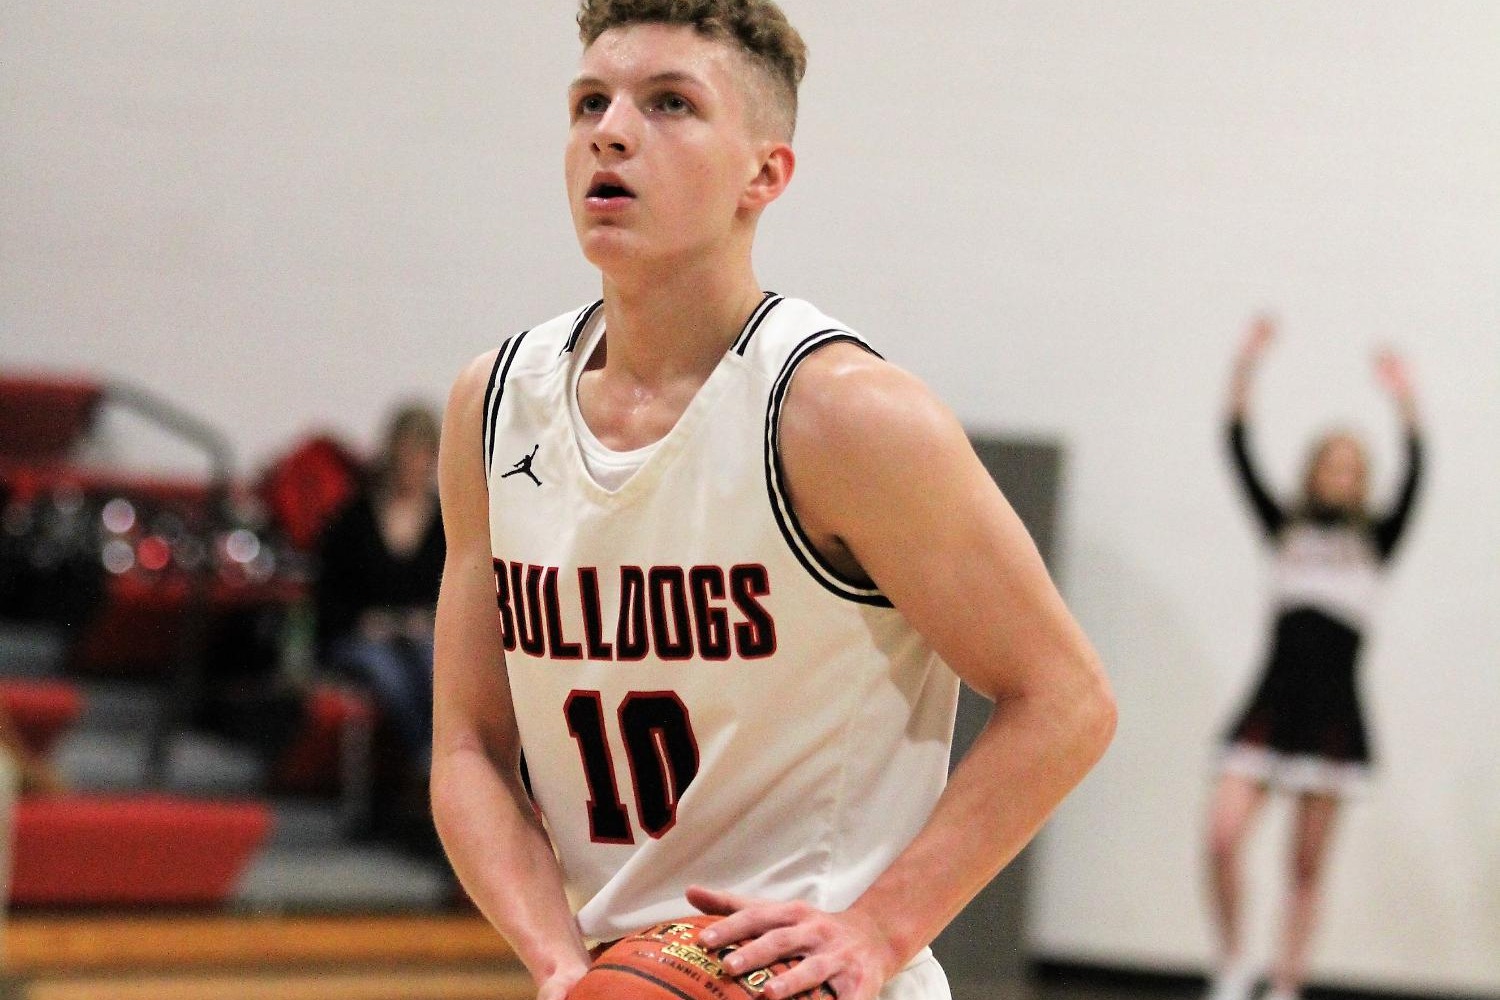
xmin=783 ymin=341 xmax=950 ymax=456
xmin=774 ymin=321 xmax=972 ymax=541
xmin=763 ymin=302 xmax=954 ymax=476
xmin=447 ymin=347 xmax=501 ymax=414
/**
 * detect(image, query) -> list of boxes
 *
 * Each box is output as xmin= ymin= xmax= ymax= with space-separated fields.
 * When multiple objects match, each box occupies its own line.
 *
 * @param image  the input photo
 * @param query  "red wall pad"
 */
xmin=10 ymin=795 xmax=272 ymax=907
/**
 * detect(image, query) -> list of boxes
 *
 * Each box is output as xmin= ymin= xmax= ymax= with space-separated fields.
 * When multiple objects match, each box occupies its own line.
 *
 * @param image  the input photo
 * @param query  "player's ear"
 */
xmin=741 ymin=141 xmax=795 ymax=212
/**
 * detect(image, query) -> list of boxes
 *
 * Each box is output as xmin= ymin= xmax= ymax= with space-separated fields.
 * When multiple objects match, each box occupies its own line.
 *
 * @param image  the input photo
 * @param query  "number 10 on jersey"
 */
xmin=565 ymin=690 xmax=701 ymax=843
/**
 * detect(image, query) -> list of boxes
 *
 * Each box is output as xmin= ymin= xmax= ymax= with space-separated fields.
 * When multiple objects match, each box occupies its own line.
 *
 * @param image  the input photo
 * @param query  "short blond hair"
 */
xmin=576 ymin=0 xmax=807 ymax=138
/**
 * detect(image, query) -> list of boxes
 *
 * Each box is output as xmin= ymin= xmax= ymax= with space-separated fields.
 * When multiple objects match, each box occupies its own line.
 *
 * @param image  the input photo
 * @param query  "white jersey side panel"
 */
xmin=484 ymin=296 xmax=960 ymax=945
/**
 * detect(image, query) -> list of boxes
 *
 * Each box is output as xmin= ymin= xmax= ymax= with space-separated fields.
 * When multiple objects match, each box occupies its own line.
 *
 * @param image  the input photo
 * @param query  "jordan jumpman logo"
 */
xmin=501 ymin=444 xmax=542 ymax=487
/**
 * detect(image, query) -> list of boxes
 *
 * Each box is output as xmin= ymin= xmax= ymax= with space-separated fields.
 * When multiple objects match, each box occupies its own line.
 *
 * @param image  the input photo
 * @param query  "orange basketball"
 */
xmin=568 ymin=915 xmax=835 ymax=999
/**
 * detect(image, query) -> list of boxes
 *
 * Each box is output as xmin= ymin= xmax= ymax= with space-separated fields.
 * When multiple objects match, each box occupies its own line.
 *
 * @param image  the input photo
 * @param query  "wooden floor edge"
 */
xmin=22 ymin=966 xmax=537 ymax=1000
xmin=5 ymin=913 xmax=518 ymax=975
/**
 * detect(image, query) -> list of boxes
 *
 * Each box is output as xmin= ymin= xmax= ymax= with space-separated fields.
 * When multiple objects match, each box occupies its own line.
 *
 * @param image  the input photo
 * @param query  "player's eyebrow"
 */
xmin=568 ymin=70 xmax=708 ymax=94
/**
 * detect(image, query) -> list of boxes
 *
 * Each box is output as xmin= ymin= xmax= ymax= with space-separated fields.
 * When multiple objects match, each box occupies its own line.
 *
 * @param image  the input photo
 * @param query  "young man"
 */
xmin=431 ymin=3 xmax=1116 ymax=999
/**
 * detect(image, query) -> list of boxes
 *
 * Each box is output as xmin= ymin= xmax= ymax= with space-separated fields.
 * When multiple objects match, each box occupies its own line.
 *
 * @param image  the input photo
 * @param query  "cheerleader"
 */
xmin=1204 ymin=315 xmax=1423 ymax=1000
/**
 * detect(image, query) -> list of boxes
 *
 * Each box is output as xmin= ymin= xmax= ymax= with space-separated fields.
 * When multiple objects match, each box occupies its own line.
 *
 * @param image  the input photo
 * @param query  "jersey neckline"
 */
xmin=553 ymin=301 xmax=760 ymax=505
xmin=567 ymin=319 xmax=665 ymax=494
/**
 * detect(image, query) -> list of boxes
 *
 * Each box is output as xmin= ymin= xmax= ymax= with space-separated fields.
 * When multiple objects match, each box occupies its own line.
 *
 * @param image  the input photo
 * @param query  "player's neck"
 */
xmin=595 ymin=259 xmax=764 ymax=384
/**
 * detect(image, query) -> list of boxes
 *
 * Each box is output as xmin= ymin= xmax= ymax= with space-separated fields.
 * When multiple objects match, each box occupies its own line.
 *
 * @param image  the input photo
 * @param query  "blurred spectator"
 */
xmin=315 ymin=402 xmax=444 ymax=844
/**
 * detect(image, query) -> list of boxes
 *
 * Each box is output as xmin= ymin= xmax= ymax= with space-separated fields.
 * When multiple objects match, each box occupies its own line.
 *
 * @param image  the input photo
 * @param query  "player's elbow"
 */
xmin=1067 ymin=646 xmax=1117 ymax=770
xmin=986 ymin=639 xmax=1115 ymax=782
xmin=1015 ymin=640 xmax=1115 ymax=778
xmin=1082 ymin=661 xmax=1118 ymax=766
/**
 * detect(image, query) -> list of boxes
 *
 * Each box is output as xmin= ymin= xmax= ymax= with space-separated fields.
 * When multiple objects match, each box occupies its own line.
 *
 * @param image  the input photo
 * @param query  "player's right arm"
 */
xmin=430 ymin=351 xmax=591 ymax=1000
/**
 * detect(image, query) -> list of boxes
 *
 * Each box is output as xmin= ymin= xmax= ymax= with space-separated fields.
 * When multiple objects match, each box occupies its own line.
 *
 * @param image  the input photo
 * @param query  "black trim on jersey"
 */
xmin=483 ymin=330 xmax=531 ymax=481
xmin=764 ymin=330 xmax=893 ymax=608
xmin=733 ymin=292 xmax=783 ymax=356
xmin=480 ymin=337 xmax=511 ymax=481
xmin=561 ymin=300 xmax=604 ymax=355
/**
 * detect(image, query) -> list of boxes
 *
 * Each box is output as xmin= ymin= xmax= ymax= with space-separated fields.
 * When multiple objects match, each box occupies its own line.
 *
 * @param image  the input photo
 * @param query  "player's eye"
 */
xmin=651 ymin=92 xmax=693 ymax=115
xmin=575 ymin=93 xmax=610 ymax=117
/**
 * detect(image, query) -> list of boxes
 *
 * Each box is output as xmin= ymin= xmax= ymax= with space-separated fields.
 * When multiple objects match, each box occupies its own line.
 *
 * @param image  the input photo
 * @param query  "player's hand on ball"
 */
xmin=688 ymin=885 xmax=897 ymax=1000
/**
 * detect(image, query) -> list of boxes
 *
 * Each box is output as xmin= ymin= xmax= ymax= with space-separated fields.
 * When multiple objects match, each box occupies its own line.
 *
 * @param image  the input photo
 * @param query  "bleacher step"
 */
xmin=234 ymin=844 xmax=452 ymax=911
xmin=265 ymin=798 xmax=345 ymax=848
xmin=54 ymin=728 xmax=264 ymax=795
xmin=72 ymin=680 xmax=162 ymax=732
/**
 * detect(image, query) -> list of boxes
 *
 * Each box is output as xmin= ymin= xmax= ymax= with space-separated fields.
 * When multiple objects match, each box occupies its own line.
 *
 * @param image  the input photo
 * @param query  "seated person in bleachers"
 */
xmin=315 ymin=403 xmax=444 ymax=793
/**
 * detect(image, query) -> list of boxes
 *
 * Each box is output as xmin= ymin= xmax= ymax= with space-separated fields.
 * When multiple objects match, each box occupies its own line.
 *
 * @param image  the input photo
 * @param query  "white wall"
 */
xmin=4 ymin=2 xmax=1498 ymax=992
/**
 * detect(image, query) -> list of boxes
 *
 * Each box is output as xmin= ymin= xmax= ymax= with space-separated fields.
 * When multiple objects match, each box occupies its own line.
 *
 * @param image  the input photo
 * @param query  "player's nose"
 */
xmin=590 ymin=98 xmax=639 ymax=158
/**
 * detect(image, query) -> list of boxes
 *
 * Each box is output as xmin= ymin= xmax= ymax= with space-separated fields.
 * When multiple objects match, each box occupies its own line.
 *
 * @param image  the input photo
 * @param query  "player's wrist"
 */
xmin=497 ymin=906 xmax=590 ymax=989
xmin=841 ymin=901 xmax=910 ymax=984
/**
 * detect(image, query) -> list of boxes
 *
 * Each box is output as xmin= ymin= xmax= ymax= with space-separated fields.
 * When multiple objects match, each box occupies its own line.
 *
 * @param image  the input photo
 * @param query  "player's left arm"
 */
xmin=692 ymin=343 xmax=1117 ymax=1000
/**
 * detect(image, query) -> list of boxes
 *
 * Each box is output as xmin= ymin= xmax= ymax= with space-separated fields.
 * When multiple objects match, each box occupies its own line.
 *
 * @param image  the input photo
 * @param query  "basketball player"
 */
xmin=1204 ymin=315 xmax=1423 ymax=1000
xmin=431 ymin=3 xmax=1116 ymax=998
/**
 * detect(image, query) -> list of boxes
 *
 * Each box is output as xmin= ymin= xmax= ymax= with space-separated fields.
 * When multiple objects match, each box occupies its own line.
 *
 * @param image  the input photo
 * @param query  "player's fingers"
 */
xmin=694 ymin=893 xmax=802 ymax=949
xmin=716 ymin=923 xmax=808 ymax=976
xmin=689 ymin=888 xmax=766 ymax=949
xmin=699 ymin=909 xmax=780 ymax=951
xmin=757 ymin=951 xmax=841 ymax=1000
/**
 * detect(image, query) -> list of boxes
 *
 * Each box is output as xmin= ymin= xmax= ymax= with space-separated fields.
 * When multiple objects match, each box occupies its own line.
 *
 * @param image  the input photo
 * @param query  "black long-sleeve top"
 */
xmin=314 ymin=490 xmax=445 ymax=656
xmin=1228 ymin=419 xmax=1423 ymax=562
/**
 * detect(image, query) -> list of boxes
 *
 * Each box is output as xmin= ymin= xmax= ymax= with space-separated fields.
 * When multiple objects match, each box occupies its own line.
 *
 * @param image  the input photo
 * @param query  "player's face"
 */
xmin=566 ymin=24 xmax=771 ymax=272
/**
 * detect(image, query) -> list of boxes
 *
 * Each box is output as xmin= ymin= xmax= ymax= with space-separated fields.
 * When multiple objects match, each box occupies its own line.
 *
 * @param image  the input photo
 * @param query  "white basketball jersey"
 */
xmin=484 ymin=294 xmax=960 ymax=945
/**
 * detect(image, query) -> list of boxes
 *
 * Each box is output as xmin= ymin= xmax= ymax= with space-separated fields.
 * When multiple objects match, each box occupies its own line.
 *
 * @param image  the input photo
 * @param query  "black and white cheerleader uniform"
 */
xmin=1220 ymin=419 xmax=1423 ymax=795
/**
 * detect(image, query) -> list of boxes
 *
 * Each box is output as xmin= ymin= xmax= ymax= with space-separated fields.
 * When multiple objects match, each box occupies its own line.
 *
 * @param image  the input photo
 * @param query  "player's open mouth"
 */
xmin=587 ymin=173 xmax=636 ymax=204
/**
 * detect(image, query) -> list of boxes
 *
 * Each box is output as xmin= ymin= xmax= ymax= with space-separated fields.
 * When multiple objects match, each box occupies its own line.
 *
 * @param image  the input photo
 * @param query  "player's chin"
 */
xmin=577 ymin=227 xmax=643 ymax=269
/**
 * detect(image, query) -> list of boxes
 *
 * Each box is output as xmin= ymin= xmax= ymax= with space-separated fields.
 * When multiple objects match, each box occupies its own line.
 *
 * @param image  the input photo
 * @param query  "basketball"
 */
xmin=569 ymin=915 xmax=835 ymax=999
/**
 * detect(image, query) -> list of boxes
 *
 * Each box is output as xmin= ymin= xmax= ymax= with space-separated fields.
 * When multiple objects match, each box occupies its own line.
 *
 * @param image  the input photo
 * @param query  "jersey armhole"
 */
xmin=482 ymin=330 xmax=530 ymax=486
xmin=763 ymin=330 xmax=895 ymax=608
